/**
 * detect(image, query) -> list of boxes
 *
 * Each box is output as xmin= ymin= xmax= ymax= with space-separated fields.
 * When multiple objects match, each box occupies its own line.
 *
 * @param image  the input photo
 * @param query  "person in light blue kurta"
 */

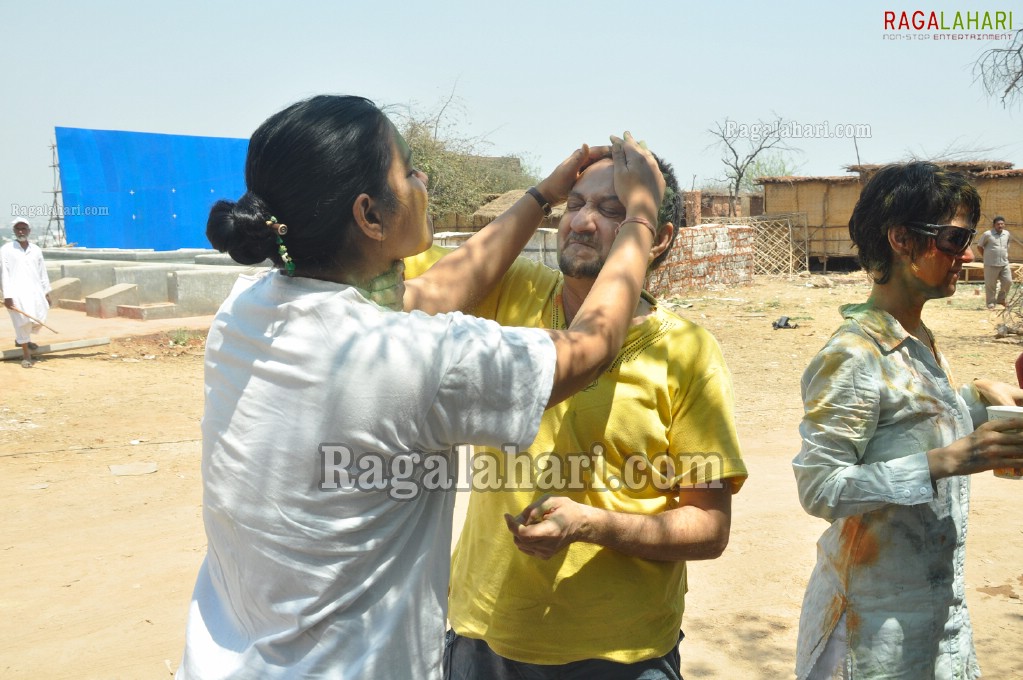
xmin=793 ymin=162 xmax=1023 ymax=680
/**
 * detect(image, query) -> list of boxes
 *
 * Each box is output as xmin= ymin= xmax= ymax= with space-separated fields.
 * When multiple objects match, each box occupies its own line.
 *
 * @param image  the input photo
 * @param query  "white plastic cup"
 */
xmin=986 ymin=405 xmax=1023 ymax=479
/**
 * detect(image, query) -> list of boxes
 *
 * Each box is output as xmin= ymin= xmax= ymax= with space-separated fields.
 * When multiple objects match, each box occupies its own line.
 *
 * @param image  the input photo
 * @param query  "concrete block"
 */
xmin=85 ymin=283 xmax=139 ymax=318
xmin=522 ymin=229 xmax=559 ymax=269
xmin=48 ymin=277 xmax=81 ymax=303
xmin=59 ymin=299 xmax=86 ymax=312
xmin=116 ymin=302 xmax=181 ymax=320
xmin=42 ymin=247 xmax=218 ymax=263
xmin=169 ymin=270 xmax=243 ymax=316
xmin=114 ymin=265 xmax=197 ymax=303
xmin=194 ymin=253 xmax=272 ymax=267
xmin=432 ymin=229 xmax=559 ymax=270
xmin=59 ymin=262 xmax=118 ymax=297
xmin=1 ymin=337 xmax=110 ymax=361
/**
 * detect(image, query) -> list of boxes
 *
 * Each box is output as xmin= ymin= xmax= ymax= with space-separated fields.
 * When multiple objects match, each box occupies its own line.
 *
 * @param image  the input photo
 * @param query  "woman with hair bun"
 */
xmin=176 ymin=94 xmax=665 ymax=679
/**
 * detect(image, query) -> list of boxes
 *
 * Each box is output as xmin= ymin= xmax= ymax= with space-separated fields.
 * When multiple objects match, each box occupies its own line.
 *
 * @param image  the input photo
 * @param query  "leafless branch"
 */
xmin=433 ymin=80 xmax=461 ymax=141
xmin=904 ymin=137 xmax=1002 ymax=162
xmin=706 ymin=117 xmax=795 ymax=215
xmin=974 ymin=28 xmax=1023 ymax=107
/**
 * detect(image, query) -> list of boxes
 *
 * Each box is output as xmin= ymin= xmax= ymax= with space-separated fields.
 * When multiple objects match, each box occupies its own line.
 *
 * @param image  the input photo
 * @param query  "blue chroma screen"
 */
xmin=55 ymin=127 xmax=248 ymax=249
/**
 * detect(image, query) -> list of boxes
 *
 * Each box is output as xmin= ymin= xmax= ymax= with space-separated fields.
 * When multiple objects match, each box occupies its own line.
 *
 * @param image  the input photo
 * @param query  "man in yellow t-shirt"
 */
xmin=405 ymin=155 xmax=747 ymax=680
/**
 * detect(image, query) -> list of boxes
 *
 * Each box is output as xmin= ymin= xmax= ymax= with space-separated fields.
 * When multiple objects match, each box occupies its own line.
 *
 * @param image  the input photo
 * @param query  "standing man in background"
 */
xmin=977 ymin=215 xmax=1012 ymax=309
xmin=2 ymin=219 xmax=51 ymax=367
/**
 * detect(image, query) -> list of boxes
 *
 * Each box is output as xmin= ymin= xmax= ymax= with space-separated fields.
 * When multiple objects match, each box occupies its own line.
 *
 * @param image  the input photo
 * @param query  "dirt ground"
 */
xmin=1 ymin=273 xmax=1021 ymax=679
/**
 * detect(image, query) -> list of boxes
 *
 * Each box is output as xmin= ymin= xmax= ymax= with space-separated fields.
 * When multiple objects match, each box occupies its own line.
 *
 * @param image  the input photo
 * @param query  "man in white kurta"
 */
xmin=1 ymin=219 xmax=51 ymax=366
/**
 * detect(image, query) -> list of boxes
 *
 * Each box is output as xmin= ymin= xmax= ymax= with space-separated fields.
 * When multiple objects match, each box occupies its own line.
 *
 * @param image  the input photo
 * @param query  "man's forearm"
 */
xmin=507 ymin=486 xmax=732 ymax=562
xmin=579 ymin=500 xmax=731 ymax=562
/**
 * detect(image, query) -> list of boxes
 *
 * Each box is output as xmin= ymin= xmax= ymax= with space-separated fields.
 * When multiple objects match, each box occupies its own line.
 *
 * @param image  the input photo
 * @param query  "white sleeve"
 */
xmin=958 ymin=381 xmax=988 ymax=431
xmin=0 ymin=248 xmax=10 ymax=296
xmin=419 ymin=312 xmax=555 ymax=451
xmin=793 ymin=342 xmax=934 ymax=522
xmin=36 ymin=249 xmax=51 ymax=294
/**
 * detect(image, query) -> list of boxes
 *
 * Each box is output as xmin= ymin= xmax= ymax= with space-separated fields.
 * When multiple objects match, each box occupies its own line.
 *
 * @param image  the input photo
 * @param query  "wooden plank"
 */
xmin=2 ymin=338 xmax=111 ymax=361
xmin=961 ymin=262 xmax=984 ymax=283
xmin=960 ymin=262 xmax=1023 ymax=283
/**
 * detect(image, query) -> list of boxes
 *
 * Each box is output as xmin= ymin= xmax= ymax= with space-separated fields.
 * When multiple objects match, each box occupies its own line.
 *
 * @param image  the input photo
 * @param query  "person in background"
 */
xmin=1 ymin=218 xmax=51 ymax=368
xmin=976 ymin=215 xmax=1012 ymax=309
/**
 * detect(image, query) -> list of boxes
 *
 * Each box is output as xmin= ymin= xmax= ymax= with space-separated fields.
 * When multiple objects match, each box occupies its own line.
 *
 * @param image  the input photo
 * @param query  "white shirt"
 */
xmin=178 ymin=272 xmax=555 ymax=680
xmin=0 ymin=240 xmax=51 ymax=322
xmin=978 ymin=228 xmax=1010 ymax=267
xmin=793 ymin=303 xmax=983 ymax=679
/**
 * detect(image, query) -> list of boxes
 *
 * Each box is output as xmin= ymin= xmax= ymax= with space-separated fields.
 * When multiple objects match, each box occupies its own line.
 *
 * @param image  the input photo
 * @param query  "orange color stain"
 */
xmin=824 ymin=594 xmax=846 ymax=632
xmin=846 ymin=608 xmax=861 ymax=636
xmin=839 ymin=516 xmax=880 ymax=568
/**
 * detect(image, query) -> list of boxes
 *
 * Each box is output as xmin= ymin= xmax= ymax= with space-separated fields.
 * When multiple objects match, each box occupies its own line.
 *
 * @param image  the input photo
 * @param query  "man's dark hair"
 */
xmin=650 ymin=154 xmax=683 ymax=270
xmin=848 ymin=161 xmax=980 ymax=283
xmin=994 ymin=215 xmax=1006 ymax=224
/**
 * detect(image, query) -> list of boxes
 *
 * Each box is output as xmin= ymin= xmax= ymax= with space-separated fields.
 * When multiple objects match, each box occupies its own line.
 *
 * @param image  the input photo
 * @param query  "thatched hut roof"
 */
xmin=471 ymin=189 xmax=565 ymax=226
xmin=977 ymin=168 xmax=1023 ymax=178
xmin=755 ymin=175 xmax=859 ymax=185
xmin=846 ymin=161 xmax=1013 ymax=174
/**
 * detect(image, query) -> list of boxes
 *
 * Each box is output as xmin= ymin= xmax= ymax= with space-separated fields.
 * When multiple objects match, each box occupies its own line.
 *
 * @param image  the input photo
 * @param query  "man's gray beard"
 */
xmin=558 ymin=252 xmax=602 ymax=279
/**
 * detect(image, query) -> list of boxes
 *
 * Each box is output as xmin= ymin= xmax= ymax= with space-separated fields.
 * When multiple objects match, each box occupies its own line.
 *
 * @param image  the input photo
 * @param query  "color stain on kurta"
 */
xmin=839 ymin=516 xmax=880 ymax=568
xmin=831 ymin=516 xmax=881 ymax=640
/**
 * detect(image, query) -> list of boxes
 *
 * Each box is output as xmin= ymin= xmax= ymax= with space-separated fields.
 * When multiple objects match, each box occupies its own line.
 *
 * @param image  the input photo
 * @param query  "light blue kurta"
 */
xmin=793 ymin=303 xmax=984 ymax=680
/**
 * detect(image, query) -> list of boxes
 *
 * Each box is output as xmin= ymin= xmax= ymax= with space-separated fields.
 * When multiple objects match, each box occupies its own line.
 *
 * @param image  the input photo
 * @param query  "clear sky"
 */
xmin=2 ymin=0 xmax=1021 ymax=234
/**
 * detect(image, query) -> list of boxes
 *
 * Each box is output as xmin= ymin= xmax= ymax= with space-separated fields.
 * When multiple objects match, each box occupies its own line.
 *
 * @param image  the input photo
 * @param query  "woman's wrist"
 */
xmin=532 ymin=181 xmax=557 ymax=208
xmin=617 ymin=216 xmax=658 ymax=240
xmin=526 ymin=186 xmax=552 ymax=216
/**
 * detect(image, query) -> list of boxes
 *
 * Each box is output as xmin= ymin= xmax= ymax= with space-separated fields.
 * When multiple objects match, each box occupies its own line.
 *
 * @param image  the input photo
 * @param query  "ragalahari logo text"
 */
xmin=883 ymin=9 xmax=1015 ymax=41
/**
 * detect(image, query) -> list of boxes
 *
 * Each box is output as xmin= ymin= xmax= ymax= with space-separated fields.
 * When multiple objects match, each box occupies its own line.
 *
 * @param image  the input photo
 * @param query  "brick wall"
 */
xmin=682 ymin=190 xmax=701 ymax=226
xmin=646 ymin=224 xmax=754 ymax=297
xmin=435 ymin=224 xmax=754 ymax=297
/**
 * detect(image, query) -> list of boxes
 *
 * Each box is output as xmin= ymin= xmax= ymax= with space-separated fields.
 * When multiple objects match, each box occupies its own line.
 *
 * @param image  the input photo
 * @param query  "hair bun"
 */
xmin=206 ymin=192 xmax=277 ymax=265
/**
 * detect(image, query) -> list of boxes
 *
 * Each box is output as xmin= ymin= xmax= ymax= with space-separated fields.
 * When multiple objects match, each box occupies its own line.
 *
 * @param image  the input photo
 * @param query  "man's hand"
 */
xmin=505 ymin=486 xmax=733 ymax=562
xmin=504 ymin=495 xmax=591 ymax=560
xmin=3 ymin=298 xmax=12 ymax=309
xmin=535 ymin=144 xmax=612 ymax=208
xmin=45 ymin=294 xmax=52 ymax=308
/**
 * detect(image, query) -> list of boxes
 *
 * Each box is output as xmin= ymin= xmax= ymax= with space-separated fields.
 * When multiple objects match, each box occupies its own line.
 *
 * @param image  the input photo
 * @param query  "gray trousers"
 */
xmin=984 ymin=265 xmax=1013 ymax=306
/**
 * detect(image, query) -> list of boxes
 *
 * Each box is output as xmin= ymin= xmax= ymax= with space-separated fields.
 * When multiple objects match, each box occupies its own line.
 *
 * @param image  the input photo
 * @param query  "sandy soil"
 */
xmin=1 ymin=273 xmax=1020 ymax=679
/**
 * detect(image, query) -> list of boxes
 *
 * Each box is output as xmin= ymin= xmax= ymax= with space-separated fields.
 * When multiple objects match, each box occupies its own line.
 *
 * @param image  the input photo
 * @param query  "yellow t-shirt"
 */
xmin=404 ymin=246 xmax=747 ymax=664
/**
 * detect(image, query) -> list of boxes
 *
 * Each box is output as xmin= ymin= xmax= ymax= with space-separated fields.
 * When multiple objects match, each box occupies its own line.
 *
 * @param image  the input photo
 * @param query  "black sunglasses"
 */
xmin=905 ymin=222 xmax=976 ymax=255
